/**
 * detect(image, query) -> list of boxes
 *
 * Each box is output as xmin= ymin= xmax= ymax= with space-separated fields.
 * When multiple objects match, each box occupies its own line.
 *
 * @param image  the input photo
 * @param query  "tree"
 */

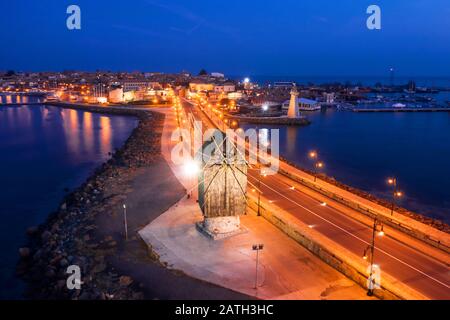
xmin=198 ymin=69 xmax=208 ymax=76
xmin=5 ymin=70 xmax=15 ymax=77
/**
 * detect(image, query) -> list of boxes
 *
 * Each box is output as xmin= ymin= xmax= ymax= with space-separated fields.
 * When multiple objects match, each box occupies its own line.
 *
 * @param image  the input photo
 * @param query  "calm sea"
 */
xmin=234 ymin=75 xmax=450 ymax=88
xmin=0 ymin=104 xmax=138 ymax=299
xmin=244 ymin=108 xmax=450 ymax=224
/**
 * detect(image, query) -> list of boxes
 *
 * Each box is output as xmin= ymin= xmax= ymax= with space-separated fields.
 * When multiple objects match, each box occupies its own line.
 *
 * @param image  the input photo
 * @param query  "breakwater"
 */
xmin=17 ymin=104 xmax=164 ymax=299
xmin=354 ymin=107 xmax=450 ymax=112
xmin=230 ymin=115 xmax=310 ymax=126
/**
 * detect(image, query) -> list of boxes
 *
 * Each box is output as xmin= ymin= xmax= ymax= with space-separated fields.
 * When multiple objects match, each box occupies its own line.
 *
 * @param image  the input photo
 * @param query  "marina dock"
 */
xmin=353 ymin=107 xmax=450 ymax=113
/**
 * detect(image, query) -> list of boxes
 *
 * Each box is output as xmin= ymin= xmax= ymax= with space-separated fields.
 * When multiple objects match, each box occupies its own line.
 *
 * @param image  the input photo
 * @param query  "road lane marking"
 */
xmin=187 ymin=102 xmax=450 ymax=292
xmin=248 ymin=173 xmax=450 ymax=291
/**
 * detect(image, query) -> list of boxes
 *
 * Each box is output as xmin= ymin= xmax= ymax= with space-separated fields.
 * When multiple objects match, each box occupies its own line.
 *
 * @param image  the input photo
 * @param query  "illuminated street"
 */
xmin=139 ymin=108 xmax=374 ymax=300
xmin=178 ymin=95 xmax=450 ymax=299
xmin=2 ymin=2 xmax=450 ymax=312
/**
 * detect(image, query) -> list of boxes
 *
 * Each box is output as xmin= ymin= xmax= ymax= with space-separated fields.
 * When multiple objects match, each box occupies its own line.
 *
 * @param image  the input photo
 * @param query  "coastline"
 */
xmin=230 ymin=115 xmax=311 ymax=126
xmin=16 ymin=105 xmax=159 ymax=299
xmin=14 ymin=102 xmax=448 ymax=300
xmin=17 ymin=103 xmax=250 ymax=300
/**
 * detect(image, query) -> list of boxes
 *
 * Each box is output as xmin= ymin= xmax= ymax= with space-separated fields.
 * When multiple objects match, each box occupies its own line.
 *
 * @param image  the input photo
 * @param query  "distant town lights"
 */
xmin=244 ymin=77 xmax=250 ymax=83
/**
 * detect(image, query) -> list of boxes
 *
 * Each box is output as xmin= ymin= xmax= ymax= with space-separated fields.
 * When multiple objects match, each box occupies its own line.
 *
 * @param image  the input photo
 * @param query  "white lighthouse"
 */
xmin=287 ymin=84 xmax=300 ymax=118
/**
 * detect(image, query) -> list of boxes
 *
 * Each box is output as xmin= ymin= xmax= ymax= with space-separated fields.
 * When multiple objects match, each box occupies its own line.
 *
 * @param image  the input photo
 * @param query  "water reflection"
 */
xmin=286 ymin=126 xmax=297 ymax=154
xmin=259 ymin=128 xmax=269 ymax=147
xmin=0 ymin=104 xmax=138 ymax=299
xmin=82 ymin=111 xmax=94 ymax=154
xmin=0 ymin=94 xmax=43 ymax=105
xmin=58 ymin=108 xmax=116 ymax=162
xmin=244 ymin=109 xmax=450 ymax=223
xmin=99 ymin=116 xmax=112 ymax=155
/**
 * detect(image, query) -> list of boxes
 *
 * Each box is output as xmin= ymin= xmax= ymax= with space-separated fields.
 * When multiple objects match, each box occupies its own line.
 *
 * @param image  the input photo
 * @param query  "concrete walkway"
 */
xmin=139 ymin=195 xmax=373 ymax=300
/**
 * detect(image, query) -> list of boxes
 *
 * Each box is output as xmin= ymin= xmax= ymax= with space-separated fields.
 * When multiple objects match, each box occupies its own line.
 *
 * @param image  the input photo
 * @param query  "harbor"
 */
xmin=353 ymin=107 xmax=450 ymax=112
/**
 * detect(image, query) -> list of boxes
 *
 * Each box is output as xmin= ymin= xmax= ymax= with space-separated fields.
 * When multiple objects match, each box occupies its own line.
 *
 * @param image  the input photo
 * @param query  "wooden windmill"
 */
xmin=197 ymin=132 xmax=248 ymax=239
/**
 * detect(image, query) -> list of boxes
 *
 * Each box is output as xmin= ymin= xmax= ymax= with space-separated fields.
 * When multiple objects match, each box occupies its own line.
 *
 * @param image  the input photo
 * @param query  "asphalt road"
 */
xmin=247 ymin=169 xmax=450 ymax=299
xmin=181 ymin=98 xmax=450 ymax=299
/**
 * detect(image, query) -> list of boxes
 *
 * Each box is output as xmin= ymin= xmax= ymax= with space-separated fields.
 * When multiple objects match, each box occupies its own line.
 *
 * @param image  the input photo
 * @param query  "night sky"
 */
xmin=1 ymin=0 xmax=449 ymax=76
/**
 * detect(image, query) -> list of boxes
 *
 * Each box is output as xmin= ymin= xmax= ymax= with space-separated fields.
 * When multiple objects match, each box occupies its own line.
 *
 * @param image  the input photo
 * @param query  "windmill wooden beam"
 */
xmin=196 ymin=132 xmax=248 ymax=240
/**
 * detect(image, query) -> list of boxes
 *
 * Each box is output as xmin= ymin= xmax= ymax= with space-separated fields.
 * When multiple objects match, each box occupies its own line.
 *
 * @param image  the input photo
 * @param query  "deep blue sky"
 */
xmin=1 ymin=0 xmax=449 ymax=76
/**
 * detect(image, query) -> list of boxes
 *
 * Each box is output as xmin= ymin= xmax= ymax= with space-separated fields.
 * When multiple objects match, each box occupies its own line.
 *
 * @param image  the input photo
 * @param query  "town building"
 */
xmin=189 ymin=82 xmax=215 ymax=92
xmin=121 ymin=80 xmax=161 ymax=92
xmin=108 ymin=87 xmax=124 ymax=103
xmin=284 ymin=97 xmax=321 ymax=111
xmin=214 ymin=83 xmax=236 ymax=93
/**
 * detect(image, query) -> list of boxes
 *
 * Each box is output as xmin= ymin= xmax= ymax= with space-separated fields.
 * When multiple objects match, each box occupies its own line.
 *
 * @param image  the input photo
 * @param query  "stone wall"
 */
xmin=280 ymin=156 xmax=450 ymax=234
xmin=246 ymin=193 xmax=428 ymax=300
xmin=230 ymin=116 xmax=310 ymax=126
xmin=278 ymin=165 xmax=450 ymax=254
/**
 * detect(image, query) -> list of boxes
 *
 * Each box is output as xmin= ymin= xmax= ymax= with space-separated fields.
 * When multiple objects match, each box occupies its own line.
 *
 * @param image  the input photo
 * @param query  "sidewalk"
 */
xmin=139 ymin=196 xmax=373 ymax=300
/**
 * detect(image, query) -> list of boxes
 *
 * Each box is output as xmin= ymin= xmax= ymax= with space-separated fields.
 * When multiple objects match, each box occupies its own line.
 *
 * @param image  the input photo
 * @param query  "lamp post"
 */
xmin=363 ymin=217 xmax=384 ymax=296
xmin=183 ymin=159 xmax=200 ymax=199
xmin=252 ymin=244 xmax=264 ymax=291
xmin=123 ymin=204 xmax=128 ymax=241
xmin=314 ymin=161 xmax=324 ymax=182
xmin=308 ymin=150 xmax=324 ymax=182
xmin=387 ymin=178 xmax=403 ymax=215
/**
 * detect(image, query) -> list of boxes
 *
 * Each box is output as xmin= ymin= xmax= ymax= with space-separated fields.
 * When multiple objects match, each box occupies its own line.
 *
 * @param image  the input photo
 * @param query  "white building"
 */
xmin=283 ymin=95 xmax=321 ymax=112
xmin=227 ymin=92 xmax=244 ymax=100
xmin=109 ymin=87 xmax=124 ymax=103
xmin=298 ymin=98 xmax=321 ymax=111
xmin=121 ymin=80 xmax=160 ymax=92
xmin=189 ymin=82 xmax=215 ymax=92
xmin=214 ymin=83 xmax=236 ymax=93
xmin=211 ymin=72 xmax=225 ymax=78
xmin=323 ymin=92 xmax=336 ymax=104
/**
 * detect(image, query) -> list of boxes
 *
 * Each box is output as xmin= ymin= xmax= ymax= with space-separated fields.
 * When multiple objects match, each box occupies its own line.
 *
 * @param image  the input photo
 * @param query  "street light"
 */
xmin=123 ymin=204 xmax=128 ymax=240
xmin=387 ymin=177 xmax=403 ymax=215
xmin=252 ymin=244 xmax=264 ymax=291
xmin=256 ymin=166 xmax=266 ymax=217
xmin=363 ymin=217 xmax=384 ymax=296
xmin=308 ymin=150 xmax=318 ymax=160
xmin=314 ymin=161 xmax=324 ymax=182
xmin=183 ymin=159 xmax=200 ymax=199
xmin=308 ymin=150 xmax=323 ymax=182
